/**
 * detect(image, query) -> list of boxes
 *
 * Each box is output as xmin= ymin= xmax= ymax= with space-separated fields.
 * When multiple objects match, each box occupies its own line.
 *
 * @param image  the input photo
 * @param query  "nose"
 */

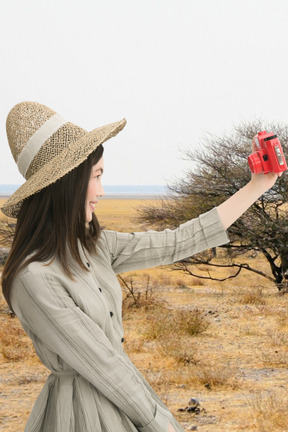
xmin=98 ymin=183 xmax=105 ymax=197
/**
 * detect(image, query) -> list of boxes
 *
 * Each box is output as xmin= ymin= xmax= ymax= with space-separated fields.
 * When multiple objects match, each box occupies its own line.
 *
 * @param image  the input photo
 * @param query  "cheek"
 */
xmin=86 ymin=180 xmax=94 ymax=201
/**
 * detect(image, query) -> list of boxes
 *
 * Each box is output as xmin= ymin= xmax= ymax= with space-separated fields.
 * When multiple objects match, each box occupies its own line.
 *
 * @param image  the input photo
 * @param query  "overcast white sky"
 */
xmin=1 ymin=0 xmax=288 ymax=186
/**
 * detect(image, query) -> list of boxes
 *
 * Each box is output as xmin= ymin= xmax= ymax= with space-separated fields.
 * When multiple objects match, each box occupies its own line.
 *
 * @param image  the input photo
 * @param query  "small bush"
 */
xmin=158 ymin=336 xmax=200 ymax=365
xmin=177 ymin=309 xmax=210 ymax=336
xmin=175 ymin=278 xmax=188 ymax=288
xmin=188 ymin=278 xmax=205 ymax=287
xmin=239 ymin=288 xmax=266 ymax=305
xmin=195 ymin=362 xmax=238 ymax=389
xmin=119 ymin=274 xmax=164 ymax=315
xmin=143 ymin=308 xmax=210 ymax=341
xmin=143 ymin=309 xmax=172 ymax=340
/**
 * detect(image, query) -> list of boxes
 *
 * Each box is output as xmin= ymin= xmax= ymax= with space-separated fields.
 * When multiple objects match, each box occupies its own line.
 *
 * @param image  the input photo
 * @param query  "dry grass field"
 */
xmin=1 ymin=197 xmax=288 ymax=431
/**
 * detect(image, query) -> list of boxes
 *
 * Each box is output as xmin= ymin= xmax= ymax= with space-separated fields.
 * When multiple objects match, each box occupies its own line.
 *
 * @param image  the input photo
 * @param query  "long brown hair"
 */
xmin=2 ymin=144 xmax=104 ymax=313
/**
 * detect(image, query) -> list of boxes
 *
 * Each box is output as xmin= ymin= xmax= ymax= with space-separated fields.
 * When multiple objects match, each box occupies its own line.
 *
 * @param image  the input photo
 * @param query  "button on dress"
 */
xmin=10 ymin=208 xmax=229 ymax=432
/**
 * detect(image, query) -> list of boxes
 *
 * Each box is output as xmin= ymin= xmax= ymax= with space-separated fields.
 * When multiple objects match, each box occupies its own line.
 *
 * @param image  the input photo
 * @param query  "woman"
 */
xmin=1 ymin=101 xmax=280 ymax=432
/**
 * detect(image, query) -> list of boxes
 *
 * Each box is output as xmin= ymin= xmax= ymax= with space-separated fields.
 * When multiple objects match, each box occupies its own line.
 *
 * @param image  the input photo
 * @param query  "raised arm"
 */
xmin=99 ymin=137 xmax=281 ymax=274
xmin=100 ymin=207 xmax=229 ymax=274
xmin=217 ymin=137 xmax=281 ymax=230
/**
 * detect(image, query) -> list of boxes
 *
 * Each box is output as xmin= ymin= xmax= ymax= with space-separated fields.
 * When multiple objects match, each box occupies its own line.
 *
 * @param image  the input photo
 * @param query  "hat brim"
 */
xmin=1 ymin=118 xmax=126 ymax=218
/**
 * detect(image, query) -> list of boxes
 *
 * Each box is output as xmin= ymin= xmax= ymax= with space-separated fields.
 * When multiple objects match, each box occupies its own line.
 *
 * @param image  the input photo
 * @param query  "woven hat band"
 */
xmin=17 ymin=113 xmax=67 ymax=178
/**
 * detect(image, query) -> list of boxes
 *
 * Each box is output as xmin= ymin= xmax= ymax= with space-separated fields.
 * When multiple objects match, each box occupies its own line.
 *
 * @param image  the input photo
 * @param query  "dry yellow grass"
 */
xmin=95 ymin=198 xmax=160 ymax=232
xmin=250 ymin=391 xmax=288 ymax=431
xmin=1 ymin=198 xmax=288 ymax=431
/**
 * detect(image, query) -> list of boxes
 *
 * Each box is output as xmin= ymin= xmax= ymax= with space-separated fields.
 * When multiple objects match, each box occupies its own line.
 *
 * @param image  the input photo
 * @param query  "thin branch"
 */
xmin=172 ymin=260 xmax=275 ymax=283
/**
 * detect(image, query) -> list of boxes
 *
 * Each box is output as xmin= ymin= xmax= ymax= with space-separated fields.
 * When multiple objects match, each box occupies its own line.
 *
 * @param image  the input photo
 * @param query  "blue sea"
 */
xmin=0 ymin=184 xmax=168 ymax=199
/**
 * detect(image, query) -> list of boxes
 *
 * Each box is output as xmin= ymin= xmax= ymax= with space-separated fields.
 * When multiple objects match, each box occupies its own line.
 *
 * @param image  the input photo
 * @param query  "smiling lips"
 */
xmin=89 ymin=201 xmax=98 ymax=212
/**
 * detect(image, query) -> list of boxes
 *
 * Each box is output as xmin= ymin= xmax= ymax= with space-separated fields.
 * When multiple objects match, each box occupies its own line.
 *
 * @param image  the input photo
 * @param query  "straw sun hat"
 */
xmin=1 ymin=101 xmax=126 ymax=218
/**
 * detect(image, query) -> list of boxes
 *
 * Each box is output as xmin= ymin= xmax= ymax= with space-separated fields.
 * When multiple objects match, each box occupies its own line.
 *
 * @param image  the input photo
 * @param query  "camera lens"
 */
xmin=248 ymin=153 xmax=263 ymax=174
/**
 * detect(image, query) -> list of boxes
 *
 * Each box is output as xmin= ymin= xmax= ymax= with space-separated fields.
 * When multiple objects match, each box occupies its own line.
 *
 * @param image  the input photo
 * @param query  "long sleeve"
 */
xmin=101 ymin=207 xmax=230 ymax=274
xmin=11 ymin=270 xmax=172 ymax=432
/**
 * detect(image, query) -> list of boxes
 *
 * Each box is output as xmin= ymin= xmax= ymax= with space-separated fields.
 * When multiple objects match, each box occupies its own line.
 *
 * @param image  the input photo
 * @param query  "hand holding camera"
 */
xmin=248 ymin=131 xmax=287 ymax=174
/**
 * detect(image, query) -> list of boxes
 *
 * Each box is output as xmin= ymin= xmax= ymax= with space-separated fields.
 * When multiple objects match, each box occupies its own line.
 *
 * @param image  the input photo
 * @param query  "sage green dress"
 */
xmin=10 ymin=208 xmax=229 ymax=432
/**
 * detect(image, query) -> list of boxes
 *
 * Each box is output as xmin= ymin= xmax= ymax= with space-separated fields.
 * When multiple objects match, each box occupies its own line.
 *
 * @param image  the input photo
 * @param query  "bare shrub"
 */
xmin=143 ymin=307 xmax=210 ymax=342
xmin=143 ymin=309 xmax=172 ymax=340
xmin=239 ymin=287 xmax=266 ymax=305
xmin=119 ymin=274 xmax=163 ymax=315
xmin=158 ymin=336 xmax=200 ymax=365
xmin=177 ymin=309 xmax=210 ymax=336
xmin=175 ymin=278 xmax=188 ymax=288
xmin=195 ymin=361 xmax=238 ymax=389
xmin=188 ymin=278 xmax=205 ymax=287
xmin=175 ymin=277 xmax=205 ymax=288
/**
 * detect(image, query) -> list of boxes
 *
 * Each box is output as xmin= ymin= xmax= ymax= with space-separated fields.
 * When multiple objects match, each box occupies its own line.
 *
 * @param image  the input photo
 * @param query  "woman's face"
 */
xmin=85 ymin=156 xmax=105 ymax=223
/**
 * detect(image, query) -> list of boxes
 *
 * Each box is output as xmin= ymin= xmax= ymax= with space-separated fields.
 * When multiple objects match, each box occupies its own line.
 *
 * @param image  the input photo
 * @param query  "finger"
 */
xmin=252 ymin=135 xmax=258 ymax=152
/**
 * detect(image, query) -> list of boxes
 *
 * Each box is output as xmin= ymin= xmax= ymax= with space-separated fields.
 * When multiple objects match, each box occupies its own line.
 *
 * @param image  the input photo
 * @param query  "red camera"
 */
xmin=248 ymin=131 xmax=287 ymax=174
